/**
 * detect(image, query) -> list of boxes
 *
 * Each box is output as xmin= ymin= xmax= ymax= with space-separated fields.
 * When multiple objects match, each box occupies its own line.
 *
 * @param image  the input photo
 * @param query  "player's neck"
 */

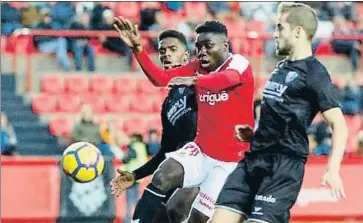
xmin=287 ymin=41 xmax=313 ymax=61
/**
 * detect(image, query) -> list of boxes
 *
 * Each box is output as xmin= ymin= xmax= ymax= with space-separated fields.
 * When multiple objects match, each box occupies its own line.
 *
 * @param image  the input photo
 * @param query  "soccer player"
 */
xmin=211 ymin=3 xmax=348 ymax=223
xmin=113 ymin=17 xmax=255 ymax=223
xmin=110 ymin=30 xmax=200 ymax=223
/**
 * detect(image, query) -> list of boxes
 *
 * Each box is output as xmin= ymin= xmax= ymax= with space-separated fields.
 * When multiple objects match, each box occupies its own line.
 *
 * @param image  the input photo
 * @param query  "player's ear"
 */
xmin=183 ymin=50 xmax=190 ymax=63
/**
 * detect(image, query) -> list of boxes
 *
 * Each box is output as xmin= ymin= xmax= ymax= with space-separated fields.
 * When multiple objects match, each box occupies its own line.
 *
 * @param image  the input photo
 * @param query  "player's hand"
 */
xmin=167 ymin=77 xmax=197 ymax=89
xmin=234 ymin=125 xmax=254 ymax=142
xmin=321 ymin=170 xmax=346 ymax=200
xmin=113 ymin=16 xmax=142 ymax=52
xmin=110 ymin=169 xmax=136 ymax=198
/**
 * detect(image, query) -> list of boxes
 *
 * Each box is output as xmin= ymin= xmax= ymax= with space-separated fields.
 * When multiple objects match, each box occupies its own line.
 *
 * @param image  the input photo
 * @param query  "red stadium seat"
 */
xmin=129 ymin=94 xmax=155 ymax=113
xmin=114 ymin=2 xmax=140 ymax=23
xmin=153 ymin=94 xmax=165 ymax=113
xmin=137 ymin=78 xmax=160 ymax=95
xmin=114 ymin=117 xmax=125 ymax=132
xmin=89 ymin=75 xmax=114 ymax=94
xmin=315 ymin=40 xmax=334 ymax=55
xmin=32 ymin=94 xmax=57 ymax=114
xmin=49 ymin=116 xmax=73 ymax=137
xmin=58 ymin=94 xmax=82 ymax=113
xmin=64 ymin=75 xmax=89 ymax=94
xmin=1 ymin=36 xmax=7 ymax=53
xmin=82 ymin=94 xmax=107 ymax=114
xmin=147 ymin=117 xmax=162 ymax=134
xmin=41 ymin=75 xmax=65 ymax=94
xmin=106 ymin=95 xmax=131 ymax=113
xmin=184 ymin=2 xmax=208 ymax=22
xmin=123 ymin=117 xmax=148 ymax=135
xmin=114 ymin=75 xmax=137 ymax=94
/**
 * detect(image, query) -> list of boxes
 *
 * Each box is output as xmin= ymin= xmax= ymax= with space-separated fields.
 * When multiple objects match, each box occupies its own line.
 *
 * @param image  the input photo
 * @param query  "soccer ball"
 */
xmin=62 ymin=142 xmax=105 ymax=183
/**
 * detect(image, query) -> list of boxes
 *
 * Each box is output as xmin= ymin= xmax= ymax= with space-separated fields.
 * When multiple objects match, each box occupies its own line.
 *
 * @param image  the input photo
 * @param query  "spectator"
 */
xmin=1 ymin=112 xmax=18 ymax=156
xmin=70 ymin=105 xmax=102 ymax=146
xmin=90 ymin=3 xmax=110 ymax=30
xmin=49 ymin=2 xmax=75 ymax=29
xmin=165 ymin=2 xmax=184 ymax=12
xmin=331 ymin=16 xmax=361 ymax=73
xmin=20 ymin=3 xmax=41 ymax=28
xmin=1 ymin=2 xmax=23 ymax=36
xmin=98 ymin=116 xmax=118 ymax=157
xmin=341 ymin=81 xmax=360 ymax=115
xmin=33 ymin=9 xmax=72 ymax=71
xmin=70 ymin=11 xmax=95 ymax=72
xmin=139 ymin=4 xmax=159 ymax=31
xmin=97 ymin=9 xmax=133 ymax=68
xmin=149 ymin=11 xmax=168 ymax=50
xmin=122 ymin=133 xmax=148 ymax=223
xmin=146 ymin=129 xmax=161 ymax=155
xmin=313 ymin=122 xmax=333 ymax=156
xmin=75 ymin=2 xmax=94 ymax=16
xmin=208 ymin=2 xmax=230 ymax=18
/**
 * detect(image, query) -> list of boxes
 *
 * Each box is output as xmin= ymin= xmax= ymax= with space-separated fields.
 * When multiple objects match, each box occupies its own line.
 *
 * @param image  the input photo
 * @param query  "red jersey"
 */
xmin=135 ymin=51 xmax=255 ymax=162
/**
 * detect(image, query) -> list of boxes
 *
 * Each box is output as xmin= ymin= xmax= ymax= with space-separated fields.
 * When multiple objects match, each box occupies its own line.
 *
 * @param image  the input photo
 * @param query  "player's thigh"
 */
xmin=213 ymin=161 xmax=252 ymax=220
xmin=247 ymin=155 xmax=305 ymax=223
xmin=165 ymin=142 xmax=207 ymax=187
xmin=166 ymin=187 xmax=200 ymax=223
xmin=152 ymin=157 xmax=185 ymax=189
xmin=187 ymin=208 xmax=210 ymax=223
xmin=152 ymin=205 xmax=170 ymax=223
xmin=210 ymin=208 xmax=244 ymax=223
xmin=192 ymin=160 xmax=238 ymax=219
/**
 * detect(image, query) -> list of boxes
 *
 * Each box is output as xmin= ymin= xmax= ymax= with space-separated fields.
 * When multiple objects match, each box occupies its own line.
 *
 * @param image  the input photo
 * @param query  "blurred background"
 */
xmin=1 ymin=1 xmax=363 ymax=223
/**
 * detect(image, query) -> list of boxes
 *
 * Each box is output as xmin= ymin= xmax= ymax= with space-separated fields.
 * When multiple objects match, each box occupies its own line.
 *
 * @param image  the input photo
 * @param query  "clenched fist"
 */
xmin=234 ymin=125 xmax=254 ymax=142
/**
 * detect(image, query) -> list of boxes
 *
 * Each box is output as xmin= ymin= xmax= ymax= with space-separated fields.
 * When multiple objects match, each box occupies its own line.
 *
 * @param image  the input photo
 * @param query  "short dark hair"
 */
xmin=195 ymin=20 xmax=228 ymax=36
xmin=158 ymin=29 xmax=187 ymax=47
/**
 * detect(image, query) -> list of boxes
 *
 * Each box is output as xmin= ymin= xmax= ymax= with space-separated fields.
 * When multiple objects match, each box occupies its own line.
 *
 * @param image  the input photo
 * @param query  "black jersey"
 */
xmin=133 ymin=86 xmax=197 ymax=180
xmin=250 ymin=56 xmax=340 ymax=159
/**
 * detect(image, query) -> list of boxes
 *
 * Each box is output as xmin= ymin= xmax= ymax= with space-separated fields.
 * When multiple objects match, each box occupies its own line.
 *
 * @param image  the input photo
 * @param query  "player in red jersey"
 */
xmin=113 ymin=17 xmax=255 ymax=223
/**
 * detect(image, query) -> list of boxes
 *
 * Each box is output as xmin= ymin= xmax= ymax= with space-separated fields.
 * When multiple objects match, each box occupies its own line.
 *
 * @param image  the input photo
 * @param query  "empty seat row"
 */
xmin=41 ymin=75 xmax=168 ymax=95
xmin=32 ymin=93 xmax=165 ymax=114
xmin=49 ymin=115 xmax=161 ymax=137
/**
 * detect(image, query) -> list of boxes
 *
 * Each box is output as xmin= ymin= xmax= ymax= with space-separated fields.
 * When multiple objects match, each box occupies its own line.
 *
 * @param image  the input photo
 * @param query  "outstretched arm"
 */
xmin=113 ymin=16 xmax=198 ymax=86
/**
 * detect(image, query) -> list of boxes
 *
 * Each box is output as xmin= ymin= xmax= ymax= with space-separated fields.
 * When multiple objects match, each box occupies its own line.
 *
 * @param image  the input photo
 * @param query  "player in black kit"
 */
xmin=110 ymin=30 xmax=199 ymax=223
xmin=211 ymin=3 xmax=348 ymax=223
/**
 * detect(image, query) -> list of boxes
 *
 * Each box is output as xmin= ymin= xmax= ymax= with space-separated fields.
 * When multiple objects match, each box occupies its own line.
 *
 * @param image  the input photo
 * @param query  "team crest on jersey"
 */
xmin=285 ymin=71 xmax=299 ymax=83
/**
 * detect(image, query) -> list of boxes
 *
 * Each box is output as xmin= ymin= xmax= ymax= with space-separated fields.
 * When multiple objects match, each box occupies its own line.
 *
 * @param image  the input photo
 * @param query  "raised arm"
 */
xmin=113 ymin=16 xmax=198 ymax=86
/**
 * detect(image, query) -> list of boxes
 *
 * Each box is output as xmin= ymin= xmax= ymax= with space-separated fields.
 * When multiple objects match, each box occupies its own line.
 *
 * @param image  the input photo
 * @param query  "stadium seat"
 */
xmin=147 ymin=117 xmax=162 ymax=133
xmin=58 ymin=94 xmax=82 ymax=113
xmin=32 ymin=94 xmax=57 ymax=114
xmin=82 ymin=94 xmax=107 ymax=114
xmin=153 ymin=95 xmax=165 ymax=113
xmin=129 ymin=94 xmax=155 ymax=113
xmin=184 ymin=2 xmax=208 ymax=22
xmin=137 ymin=78 xmax=160 ymax=95
xmin=106 ymin=95 xmax=131 ymax=113
xmin=49 ymin=116 xmax=73 ymax=137
xmin=114 ymin=2 xmax=140 ymax=23
xmin=114 ymin=117 xmax=125 ymax=132
xmin=114 ymin=75 xmax=138 ymax=94
xmin=41 ymin=75 xmax=65 ymax=94
xmin=1 ymin=36 xmax=7 ymax=53
xmin=123 ymin=117 xmax=148 ymax=135
xmin=332 ymin=76 xmax=346 ymax=89
xmin=315 ymin=40 xmax=334 ymax=55
xmin=89 ymin=75 xmax=114 ymax=94
xmin=65 ymin=75 xmax=89 ymax=94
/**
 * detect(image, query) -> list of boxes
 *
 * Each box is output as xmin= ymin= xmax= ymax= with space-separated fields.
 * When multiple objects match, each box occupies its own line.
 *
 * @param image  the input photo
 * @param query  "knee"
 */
xmin=152 ymin=159 xmax=184 ymax=191
xmin=187 ymin=208 xmax=209 ymax=223
xmin=167 ymin=203 xmax=189 ymax=223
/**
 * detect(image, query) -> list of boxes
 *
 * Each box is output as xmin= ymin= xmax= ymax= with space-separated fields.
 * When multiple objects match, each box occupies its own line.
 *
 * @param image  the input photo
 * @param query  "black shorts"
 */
xmin=215 ymin=153 xmax=305 ymax=223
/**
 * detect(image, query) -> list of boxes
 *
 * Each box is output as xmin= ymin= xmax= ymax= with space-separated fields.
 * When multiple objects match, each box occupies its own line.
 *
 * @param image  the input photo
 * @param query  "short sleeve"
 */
xmin=307 ymin=68 xmax=340 ymax=112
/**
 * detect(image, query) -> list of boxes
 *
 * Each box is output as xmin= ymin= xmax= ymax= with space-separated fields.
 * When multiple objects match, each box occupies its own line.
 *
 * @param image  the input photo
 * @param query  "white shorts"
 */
xmin=165 ymin=142 xmax=238 ymax=218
